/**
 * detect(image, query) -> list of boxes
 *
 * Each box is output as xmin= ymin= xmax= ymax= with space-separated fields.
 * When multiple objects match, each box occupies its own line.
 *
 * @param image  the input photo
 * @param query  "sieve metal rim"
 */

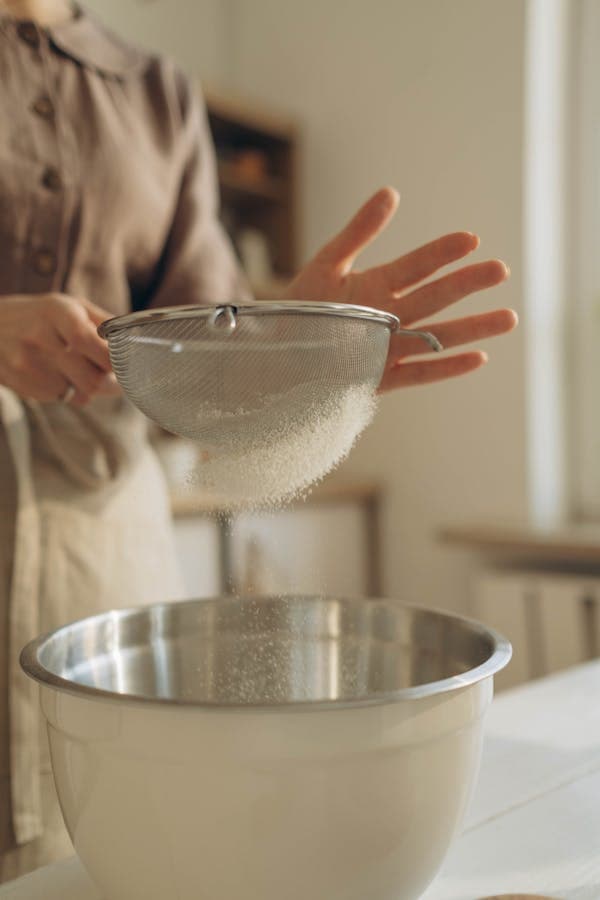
xmin=97 ymin=301 xmax=400 ymax=339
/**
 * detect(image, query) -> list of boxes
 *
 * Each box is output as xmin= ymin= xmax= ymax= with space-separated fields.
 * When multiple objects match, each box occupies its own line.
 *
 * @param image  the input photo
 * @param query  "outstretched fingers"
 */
xmin=365 ymin=231 xmax=480 ymax=297
xmin=314 ymin=187 xmax=400 ymax=273
xmin=379 ymin=351 xmax=488 ymax=392
xmin=389 ymin=308 xmax=518 ymax=358
xmin=392 ymin=258 xmax=510 ymax=325
xmin=379 ymin=306 xmax=517 ymax=391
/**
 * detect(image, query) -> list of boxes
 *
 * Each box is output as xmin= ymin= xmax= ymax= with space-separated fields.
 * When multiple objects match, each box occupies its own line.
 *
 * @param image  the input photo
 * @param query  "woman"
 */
xmin=0 ymin=0 xmax=516 ymax=882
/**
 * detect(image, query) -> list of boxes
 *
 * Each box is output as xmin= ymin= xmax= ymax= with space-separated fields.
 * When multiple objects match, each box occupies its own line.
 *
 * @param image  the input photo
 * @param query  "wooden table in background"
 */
xmin=171 ymin=479 xmax=383 ymax=596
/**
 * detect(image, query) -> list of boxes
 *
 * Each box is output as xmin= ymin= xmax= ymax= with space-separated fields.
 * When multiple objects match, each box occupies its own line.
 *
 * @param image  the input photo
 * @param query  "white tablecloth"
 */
xmin=3 ymin=661 xmax=600 ymax=900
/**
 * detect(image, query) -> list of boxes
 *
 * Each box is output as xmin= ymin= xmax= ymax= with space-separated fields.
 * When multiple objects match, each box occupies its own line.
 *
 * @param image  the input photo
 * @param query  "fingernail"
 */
xmin=380 ymin=186 xmax=400 ymax=208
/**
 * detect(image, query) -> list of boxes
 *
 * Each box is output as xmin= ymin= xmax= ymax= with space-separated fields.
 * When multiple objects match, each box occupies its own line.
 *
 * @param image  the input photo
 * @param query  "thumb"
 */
xmin=314 ymin=186 xmax=400 ymax=273
xmin=81 ymin=298 xmax=114 ymax=329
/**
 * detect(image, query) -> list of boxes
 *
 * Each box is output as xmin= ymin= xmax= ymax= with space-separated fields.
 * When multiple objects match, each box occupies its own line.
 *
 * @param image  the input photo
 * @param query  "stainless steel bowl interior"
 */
xmin=21 ymin=596 xmax=511 ymax=710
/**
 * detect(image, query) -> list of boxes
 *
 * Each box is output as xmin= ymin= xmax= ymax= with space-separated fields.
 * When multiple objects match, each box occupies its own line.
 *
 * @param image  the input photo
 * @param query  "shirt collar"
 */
xmin=47 ymin=5 xmax=150 ymax=79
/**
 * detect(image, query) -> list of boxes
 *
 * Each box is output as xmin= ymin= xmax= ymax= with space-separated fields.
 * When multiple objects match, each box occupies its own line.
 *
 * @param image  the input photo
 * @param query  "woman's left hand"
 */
xmin=284 ymin=187 xmax=517 ymax=392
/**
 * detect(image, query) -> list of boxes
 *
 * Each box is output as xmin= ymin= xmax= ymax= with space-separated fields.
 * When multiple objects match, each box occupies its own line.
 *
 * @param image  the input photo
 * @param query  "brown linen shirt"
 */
xmin=0 ymin=1 xmax=251 ymax=500
xmin=0 ymin=4 xmax=251 ymax=856
xmin=0 ymin=5 xmax=249 ymax=313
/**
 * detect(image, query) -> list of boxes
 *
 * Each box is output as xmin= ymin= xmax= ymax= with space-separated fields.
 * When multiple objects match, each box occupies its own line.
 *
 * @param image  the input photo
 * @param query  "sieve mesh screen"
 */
xmin=102 ymin=304 xmax=397 ymax=507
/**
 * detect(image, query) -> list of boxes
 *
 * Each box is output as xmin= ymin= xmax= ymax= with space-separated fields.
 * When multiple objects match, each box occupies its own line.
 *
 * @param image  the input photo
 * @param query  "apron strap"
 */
xmin=0 ymin=388 xmax=43 ymax=844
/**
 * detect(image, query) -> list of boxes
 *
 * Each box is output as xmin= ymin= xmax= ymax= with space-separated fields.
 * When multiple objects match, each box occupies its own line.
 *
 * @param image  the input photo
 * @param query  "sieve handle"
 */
xmin=395 ymin=328 xmax=443 ymax=353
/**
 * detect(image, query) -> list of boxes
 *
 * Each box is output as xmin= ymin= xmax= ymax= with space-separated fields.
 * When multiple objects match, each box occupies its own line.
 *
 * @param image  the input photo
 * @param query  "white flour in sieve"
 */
xmin=186 ymin=383 xmax=378 ymax=510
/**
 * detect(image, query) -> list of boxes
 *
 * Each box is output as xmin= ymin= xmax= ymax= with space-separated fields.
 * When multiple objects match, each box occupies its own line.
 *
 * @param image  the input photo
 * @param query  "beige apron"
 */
xmin=0 ymin=387 xmax=183 ymax=880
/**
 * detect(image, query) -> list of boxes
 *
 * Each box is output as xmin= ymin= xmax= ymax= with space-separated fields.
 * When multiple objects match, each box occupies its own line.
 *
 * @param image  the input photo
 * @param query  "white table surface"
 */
xmin=3 ymin=660 xmax=600 ymax=900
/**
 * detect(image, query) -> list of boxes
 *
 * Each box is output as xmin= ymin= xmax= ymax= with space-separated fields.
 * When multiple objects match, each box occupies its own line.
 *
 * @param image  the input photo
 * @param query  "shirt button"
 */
xmin=34 ymin=249 xmax=57 ymax=276
xmin=41 ymin=167 xmax=62 ymax=192
xmin=31 ymin=95 xmax=55 ymax=121
xmin=17 ymin=22 xmax=40 ymax=49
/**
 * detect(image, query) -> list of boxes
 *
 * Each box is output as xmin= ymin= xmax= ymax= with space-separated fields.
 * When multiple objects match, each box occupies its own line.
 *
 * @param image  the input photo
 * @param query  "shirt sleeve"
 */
xmin=147 ymin=73 xmax=253 ymax=309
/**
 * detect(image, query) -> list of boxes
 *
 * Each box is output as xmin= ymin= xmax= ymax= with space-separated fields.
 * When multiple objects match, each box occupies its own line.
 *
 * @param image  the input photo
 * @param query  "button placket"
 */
xmin=20 ymin=28 xmax=67 ymax=294
xmin=16 ymin=21 xmax=40 ymax=49
xmin=41 ymin=167 xmax=62 ymax=192
xmin=33 ymin=249 xmax=58 ymax=277
xmin=31 ymin=94 xmax=55 ymax=121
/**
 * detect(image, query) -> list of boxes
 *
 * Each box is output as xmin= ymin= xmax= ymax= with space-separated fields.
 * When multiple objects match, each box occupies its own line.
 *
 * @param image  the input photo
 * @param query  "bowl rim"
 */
xmin=19 ymin=596 xmax=512 ymax=712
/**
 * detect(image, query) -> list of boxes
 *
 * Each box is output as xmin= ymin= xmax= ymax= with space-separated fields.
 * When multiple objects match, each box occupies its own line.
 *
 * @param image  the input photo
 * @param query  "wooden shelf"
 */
xmin=203 ymin=87 xmax=298 ymax=143
xmin=205 ymin=89 xmax=298 ymax=280
xmin=217 ymin=161 xmax=287 ymax=203
xmin=439 ymin=520 xmax=600 ymax=566
xmin=171 ymin=480 xmax=381 ymax=519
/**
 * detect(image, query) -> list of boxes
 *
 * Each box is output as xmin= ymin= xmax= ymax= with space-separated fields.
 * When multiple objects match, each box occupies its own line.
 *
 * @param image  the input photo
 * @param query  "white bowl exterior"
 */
xmin=42 ymin=678 xmax=492 ymax=900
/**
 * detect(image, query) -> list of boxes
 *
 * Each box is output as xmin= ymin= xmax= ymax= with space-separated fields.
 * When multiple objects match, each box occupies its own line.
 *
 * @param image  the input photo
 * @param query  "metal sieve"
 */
xmin=99 ymin=301 xmax=439 ymax=442
xmin=99 ymin=302 xmax=441 ymax=504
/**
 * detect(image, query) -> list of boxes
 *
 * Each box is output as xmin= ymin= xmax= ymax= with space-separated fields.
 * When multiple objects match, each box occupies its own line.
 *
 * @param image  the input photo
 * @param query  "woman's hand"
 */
xmin=284 ymin=187 xmax=518 ymax=391
xmin=0 ymin=293 xmax=118 ymax=405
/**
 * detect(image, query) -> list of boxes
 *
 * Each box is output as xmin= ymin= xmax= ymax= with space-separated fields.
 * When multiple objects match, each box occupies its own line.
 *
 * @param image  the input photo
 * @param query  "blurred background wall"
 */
xmin=84 ymin=0 xmax=228 ymax=80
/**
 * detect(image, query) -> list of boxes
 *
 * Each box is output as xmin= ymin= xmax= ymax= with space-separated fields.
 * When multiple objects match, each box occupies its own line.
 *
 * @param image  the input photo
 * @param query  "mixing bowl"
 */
xmin=21 ymin=595 xmax=511 ymax=900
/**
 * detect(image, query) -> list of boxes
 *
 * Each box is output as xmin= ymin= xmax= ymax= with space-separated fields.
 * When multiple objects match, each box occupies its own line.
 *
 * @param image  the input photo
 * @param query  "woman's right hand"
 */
xmin=0 ymin=293 xmax=119 ymax=405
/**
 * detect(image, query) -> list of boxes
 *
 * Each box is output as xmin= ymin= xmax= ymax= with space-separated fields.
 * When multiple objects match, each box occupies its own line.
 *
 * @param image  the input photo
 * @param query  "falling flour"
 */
xmin=186 ymin=383 xmax=378 ymax=510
